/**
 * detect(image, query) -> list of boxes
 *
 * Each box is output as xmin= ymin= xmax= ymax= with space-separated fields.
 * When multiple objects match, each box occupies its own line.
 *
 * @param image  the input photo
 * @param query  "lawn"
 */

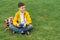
xmin=0 ymin=0 xmax=60 ymax=40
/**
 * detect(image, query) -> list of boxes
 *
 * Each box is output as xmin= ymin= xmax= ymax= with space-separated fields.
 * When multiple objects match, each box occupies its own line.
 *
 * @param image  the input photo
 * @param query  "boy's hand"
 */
xmin=17 ymin=24 xmax=20 ymax=27
xmin=23 ymin=24 xmax=26 ymax=28
xmin=17 ymin=24 xmax=26 ymax=28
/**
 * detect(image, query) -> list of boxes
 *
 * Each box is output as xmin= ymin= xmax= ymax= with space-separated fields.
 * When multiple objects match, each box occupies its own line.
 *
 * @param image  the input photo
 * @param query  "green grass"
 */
xmin=0 ymin=0 xmax=60 ymax=40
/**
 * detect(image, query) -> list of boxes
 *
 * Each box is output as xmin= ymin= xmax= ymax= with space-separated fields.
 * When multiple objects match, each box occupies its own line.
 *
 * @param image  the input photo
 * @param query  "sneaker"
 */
xmin=13 ymin=31 xmax=16 ymax=34
xmin=21 ymin=31 xmax=25 ymax=35
xmin=26 ymin=31 xmax=30 ymax=35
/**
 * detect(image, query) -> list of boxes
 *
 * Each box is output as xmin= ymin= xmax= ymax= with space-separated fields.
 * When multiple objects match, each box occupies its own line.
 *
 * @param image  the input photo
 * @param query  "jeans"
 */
xmin=9 ymin=24 xmax=33 ymax=33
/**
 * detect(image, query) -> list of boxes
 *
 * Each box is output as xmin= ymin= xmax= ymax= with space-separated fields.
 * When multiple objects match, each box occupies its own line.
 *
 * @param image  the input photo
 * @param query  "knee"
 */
xmin=28 ymin=24 xmax=33 ymax=29
xmin=9 ymin=25 xmax=15 ymax=29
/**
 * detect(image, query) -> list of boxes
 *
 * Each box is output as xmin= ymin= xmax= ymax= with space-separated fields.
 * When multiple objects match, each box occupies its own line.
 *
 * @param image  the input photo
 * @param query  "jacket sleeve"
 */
xmin=13 ymin=11 xmax=19 ymax=26
xmin=25 ymin=11 xmax=32 ymax=25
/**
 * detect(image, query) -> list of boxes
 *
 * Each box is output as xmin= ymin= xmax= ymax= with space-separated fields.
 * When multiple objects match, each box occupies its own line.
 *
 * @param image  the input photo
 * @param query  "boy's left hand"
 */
xmin=23 ymin=24 xmax=26 ymax=28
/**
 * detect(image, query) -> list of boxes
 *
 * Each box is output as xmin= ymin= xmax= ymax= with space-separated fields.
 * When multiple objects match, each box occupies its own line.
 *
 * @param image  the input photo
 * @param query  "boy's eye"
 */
xmin=22 ymin=7 xmax=25 ymax=9
xmin=22 ymin=8 xmax=23 ymax=9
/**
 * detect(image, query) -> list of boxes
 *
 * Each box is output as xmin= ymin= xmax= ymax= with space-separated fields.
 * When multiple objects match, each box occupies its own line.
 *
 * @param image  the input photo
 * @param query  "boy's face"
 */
xmin=18 ymin=6 xmax=26 ymax=12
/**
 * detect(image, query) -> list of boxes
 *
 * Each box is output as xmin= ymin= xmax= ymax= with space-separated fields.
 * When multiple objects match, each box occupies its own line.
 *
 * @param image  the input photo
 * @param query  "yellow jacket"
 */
xmin=13 ymin=10 xmax=32 ymax=26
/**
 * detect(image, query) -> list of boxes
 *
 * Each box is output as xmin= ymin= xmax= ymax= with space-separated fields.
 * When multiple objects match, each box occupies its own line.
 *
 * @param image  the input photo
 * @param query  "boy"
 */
xmin=9 ymin=2 xmax=33 ymax=35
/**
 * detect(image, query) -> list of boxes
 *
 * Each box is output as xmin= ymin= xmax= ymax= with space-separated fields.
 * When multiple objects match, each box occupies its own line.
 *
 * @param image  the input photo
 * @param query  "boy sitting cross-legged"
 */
xmin=9 ymin=2 xmax=33 ymax=35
